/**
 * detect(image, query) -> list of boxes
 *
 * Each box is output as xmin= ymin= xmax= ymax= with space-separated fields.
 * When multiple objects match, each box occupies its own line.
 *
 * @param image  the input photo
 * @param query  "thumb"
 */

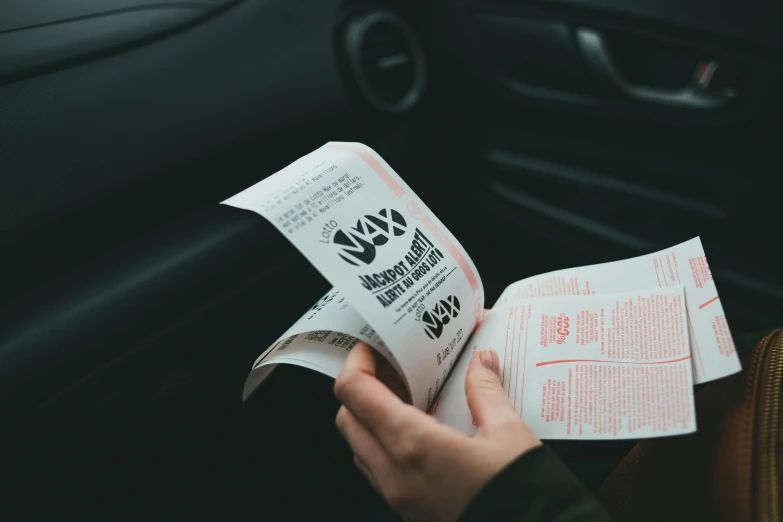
xmin=465 ymin=349 xmax=518 ymax=431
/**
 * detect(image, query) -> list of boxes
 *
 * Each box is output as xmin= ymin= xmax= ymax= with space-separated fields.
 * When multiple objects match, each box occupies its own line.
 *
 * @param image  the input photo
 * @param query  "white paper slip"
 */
xmin=433 ymin=286 xmax=696 ymax=440
xmin=242 ymin=289 xmax=389 ymax=400
xmin=224 ymin=143 xmax=484 ymax=410
xmin=496 ymin=237 xmax=739 ymax=385
xmin=224 ymin=144 xmax=740 ymax=443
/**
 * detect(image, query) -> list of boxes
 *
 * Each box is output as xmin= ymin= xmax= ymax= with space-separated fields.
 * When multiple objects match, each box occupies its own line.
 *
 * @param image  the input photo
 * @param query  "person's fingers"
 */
xmin=340 ymin=341 xmax=378 ymax=379
xmin=335 ymin=342 xmax=428 ymax=446
xmin=464 ymin=349 xmax=519 ymax=431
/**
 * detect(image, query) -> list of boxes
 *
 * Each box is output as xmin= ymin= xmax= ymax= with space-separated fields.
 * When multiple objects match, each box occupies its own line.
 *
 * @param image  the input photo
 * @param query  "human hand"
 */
xmin=334 ymin=342 xmax=541 ymax=522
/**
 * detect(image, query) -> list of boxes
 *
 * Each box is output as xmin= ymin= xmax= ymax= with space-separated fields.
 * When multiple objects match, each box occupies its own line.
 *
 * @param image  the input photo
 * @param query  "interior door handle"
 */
xmin=575 ymin=28 xmax=736 ymax=110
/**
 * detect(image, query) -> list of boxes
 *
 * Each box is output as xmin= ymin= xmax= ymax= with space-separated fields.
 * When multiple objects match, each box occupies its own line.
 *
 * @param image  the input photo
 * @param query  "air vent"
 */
xmin=345 ymin=11 xmax=426 ymax=113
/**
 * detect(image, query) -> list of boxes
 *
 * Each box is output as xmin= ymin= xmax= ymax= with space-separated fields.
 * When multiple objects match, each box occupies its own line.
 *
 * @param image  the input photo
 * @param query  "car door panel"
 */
xmin=429 ymin=0 xmax=783 ymax=330
xmin=2 ymin=1 xmax=433 ymax=518
xmin=0 ymin=0 xmax=352 ymax=296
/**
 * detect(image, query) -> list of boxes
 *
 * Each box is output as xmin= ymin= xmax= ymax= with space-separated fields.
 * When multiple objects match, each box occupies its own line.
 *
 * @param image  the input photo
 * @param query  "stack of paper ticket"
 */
xmin=224 ymin=143 xmax=741 ymax=440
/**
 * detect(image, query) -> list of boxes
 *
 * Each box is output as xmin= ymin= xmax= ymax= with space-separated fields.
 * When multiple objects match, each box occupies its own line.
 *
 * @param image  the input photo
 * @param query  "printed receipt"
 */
xmin=224 ymin=143 xmax=485 ymax=411
xmin=242 ymin=289 xmax=384 ymax=399
xmin=495 ymin=237 xmax=740 ymax=385
xmin=433 ymin=286 xmax=697 ymax=439
xmin=225 ymin=142 xmax=736 ymax=440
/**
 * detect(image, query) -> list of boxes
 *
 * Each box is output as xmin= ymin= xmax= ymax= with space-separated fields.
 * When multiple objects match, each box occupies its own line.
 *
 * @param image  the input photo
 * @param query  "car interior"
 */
xmin=1 ymin=0 xmax=781 ymax=520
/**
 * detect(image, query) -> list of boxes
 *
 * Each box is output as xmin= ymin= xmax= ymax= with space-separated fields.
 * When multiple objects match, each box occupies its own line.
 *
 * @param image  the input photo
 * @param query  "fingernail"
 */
xmin=478 ymin=349 xmax=500 ymax=378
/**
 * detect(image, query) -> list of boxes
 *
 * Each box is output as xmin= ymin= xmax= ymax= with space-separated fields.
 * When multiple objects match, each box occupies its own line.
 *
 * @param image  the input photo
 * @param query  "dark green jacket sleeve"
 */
xmin=459 ymin=446 xmax=610 ymax=522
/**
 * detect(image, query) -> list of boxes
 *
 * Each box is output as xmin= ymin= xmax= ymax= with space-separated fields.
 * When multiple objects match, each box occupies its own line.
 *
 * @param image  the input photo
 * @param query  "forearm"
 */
xmin=459 ymin=446 xmax=610 ymax=522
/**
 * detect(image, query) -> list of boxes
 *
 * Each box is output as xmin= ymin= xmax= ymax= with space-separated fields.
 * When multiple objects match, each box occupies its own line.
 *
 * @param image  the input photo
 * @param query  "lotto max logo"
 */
xmin=423 ymin=295 xmax=460 ymax=339
xmin=333 ymin=208 xmax=407 ymax=266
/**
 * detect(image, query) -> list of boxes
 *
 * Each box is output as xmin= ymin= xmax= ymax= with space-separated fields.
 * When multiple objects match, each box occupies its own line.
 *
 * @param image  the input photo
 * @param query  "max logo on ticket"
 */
xmin=422 ymin=295 xmax=461 ymax=339
xmin=332 ymin=208 xmax=407 ymax=266
xmin=327 ymin=207 xmax=448 ymax=312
